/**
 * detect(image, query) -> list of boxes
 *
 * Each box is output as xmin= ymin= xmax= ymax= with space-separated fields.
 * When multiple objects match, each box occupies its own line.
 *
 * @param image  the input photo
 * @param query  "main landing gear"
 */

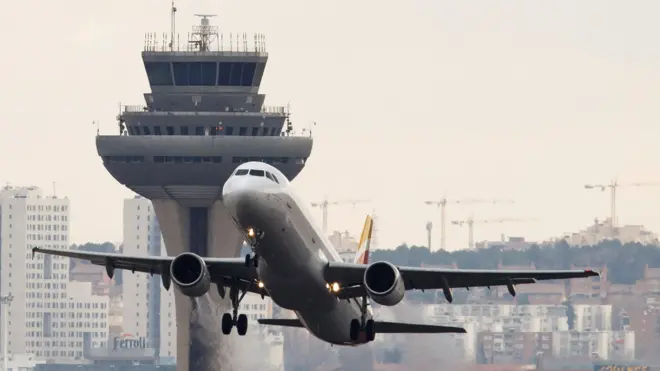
xmin=221 ymin=283 xmax=249 ymax=336
xmin=349 ymin=296 xmax=376 ymax=342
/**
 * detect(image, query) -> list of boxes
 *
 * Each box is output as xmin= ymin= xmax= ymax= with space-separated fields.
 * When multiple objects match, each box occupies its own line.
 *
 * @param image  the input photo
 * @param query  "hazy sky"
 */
xmin=2 ymin=0 xmax=660 ymax=251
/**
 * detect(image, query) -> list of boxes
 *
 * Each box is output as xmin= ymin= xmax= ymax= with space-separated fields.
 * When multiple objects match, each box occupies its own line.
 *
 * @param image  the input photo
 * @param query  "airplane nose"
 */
xmin=222 ymin=178 xmax=261 ymax=213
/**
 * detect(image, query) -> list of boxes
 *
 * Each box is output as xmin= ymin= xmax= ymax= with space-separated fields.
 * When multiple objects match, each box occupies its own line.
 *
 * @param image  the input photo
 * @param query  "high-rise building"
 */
xmin=0 ymin=185 xmax=109 ymax=362
xmin=96 ymin=11 xmax=313 ymax=371
xmin=121 ymin=196 xmax=177 ymax=358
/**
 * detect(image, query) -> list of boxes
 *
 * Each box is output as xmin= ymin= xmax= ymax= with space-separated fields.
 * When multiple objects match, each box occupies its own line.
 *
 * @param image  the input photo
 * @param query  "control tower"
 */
xmin=96 ymin=13 xmax=313 ymax=371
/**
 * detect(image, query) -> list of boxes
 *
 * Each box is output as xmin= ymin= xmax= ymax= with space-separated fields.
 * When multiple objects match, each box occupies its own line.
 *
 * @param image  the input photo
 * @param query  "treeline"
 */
xmin=70 ymin=239 xmax=660 ymax=286
xmin=371 ymin=240 xmax=660 ymax=285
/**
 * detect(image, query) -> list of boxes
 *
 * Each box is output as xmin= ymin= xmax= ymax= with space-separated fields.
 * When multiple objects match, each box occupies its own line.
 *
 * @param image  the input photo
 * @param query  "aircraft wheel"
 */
xmin=236 ymin=314 xmax=248 ymax=336
xmin=244 ymin=254 xmax=252 ymax=268
xmin=365 ymin=319 xmax=376 ymax=342
xmin=349 ymin=319 xmax=360 ymax=341
xmin=221 ymin=313 xmax=233 ymax=335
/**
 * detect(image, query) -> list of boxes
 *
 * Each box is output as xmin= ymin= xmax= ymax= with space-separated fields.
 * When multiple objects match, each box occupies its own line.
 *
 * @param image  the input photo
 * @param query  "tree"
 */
xmin=370 ymin=240 xmax=660 ymax=285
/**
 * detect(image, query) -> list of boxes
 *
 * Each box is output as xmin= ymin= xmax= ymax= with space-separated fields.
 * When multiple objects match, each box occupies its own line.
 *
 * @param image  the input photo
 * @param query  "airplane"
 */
xmin=32 ymin=161 xmax=598 ymax=346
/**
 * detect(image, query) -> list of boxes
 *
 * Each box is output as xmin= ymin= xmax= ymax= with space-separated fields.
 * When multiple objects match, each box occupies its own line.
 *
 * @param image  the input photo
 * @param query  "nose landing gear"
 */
xmin=349 ymin=296 xmax=376 ymax=342
xmin=221 ymin=282 xmax=250 ymax=336
xmin=244 ymin=227 xmax=264 ymax=268
xmin=244 ymin=253 xmax=259 ymax=268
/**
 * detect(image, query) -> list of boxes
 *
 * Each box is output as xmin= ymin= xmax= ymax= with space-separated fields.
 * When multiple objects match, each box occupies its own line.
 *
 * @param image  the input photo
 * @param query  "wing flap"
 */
xmin=375 ymin=321 xmax=466 ymax=334
xmin=258 ymin=319 xmax=304 ymax=328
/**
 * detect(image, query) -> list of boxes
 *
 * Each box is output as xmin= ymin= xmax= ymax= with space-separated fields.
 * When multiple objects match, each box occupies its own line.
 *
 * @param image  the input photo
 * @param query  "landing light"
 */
xmin=331 ymin=282 xmax=340 ymax=293
xmin=257 ymin=281 xmax=265 ymax=288
xmin=247 ymin=228 xmax=255 ymax=238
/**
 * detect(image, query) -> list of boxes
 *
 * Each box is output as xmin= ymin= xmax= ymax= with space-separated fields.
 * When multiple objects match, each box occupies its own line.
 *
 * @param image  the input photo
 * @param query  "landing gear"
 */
xmin=244 ymin=253 xmax=259 ymax=268
xmin=349 ymin=296 xmax=376 ymax=342
xmin=221 ymin=282 xmax=250 ymax=336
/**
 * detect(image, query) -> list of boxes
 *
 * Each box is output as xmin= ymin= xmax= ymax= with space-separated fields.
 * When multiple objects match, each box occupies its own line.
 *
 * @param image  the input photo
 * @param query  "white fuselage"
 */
xmin=222 ymin=162 xmax=372 ymax=345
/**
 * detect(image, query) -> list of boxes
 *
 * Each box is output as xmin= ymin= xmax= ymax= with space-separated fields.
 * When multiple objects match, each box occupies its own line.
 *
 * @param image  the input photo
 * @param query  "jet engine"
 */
xmin=170 ymin=252 xmax=211 ymax=297
xmin=363 ymin=261 xmax=405 ymax=306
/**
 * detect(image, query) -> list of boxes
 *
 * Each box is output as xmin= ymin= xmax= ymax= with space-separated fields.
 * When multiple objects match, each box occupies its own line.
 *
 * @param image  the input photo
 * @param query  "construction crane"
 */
xmin=424 ymin=198 xmax=514 ymax=251
xmin=451 ymin=217 xmax=536 ymax=250
xmin=584 ymin=179 xmax=660 ymax=230
xmin=310 ymin=199 xmax=371 ymax=234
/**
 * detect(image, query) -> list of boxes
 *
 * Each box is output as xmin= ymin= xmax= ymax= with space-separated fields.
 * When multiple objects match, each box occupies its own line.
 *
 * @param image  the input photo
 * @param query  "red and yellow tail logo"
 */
xmin=354 ymin=215 xmax=373 ymax=265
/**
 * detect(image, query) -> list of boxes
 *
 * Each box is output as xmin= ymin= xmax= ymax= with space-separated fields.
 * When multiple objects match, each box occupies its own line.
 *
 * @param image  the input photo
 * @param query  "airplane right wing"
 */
xmin=325 ymin=262 xmax=598 ymax=301
xmin=31 ymin=247 xmax=266 ymax=297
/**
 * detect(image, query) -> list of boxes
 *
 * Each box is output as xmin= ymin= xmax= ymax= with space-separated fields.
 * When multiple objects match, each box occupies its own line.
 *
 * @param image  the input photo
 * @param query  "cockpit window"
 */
xmin=265 ymin=172 xmax=274 ymax=181
xmin=235 ymin=169 xmax=248 ymax=176
xmin=249 ymin=169 xmax=265 ymax=177
xmin=270 ymin=173 xmax=280 ymax=184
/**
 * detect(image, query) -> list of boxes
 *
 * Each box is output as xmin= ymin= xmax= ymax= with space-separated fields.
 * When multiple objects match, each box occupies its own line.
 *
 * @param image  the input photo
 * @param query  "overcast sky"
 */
xmin=2 ymin=0 xmax=660 ymax=251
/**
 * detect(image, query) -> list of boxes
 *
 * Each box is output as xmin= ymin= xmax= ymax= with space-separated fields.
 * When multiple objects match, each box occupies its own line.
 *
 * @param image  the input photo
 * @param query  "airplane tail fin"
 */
xmin=354 ymin=215 xmax=373 ymax=265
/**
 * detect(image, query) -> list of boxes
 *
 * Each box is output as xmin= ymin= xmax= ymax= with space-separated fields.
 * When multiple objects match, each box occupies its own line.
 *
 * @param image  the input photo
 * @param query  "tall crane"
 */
xmin=310 ymin=199 xmax=371 ymax=234
xmin=584 ymin=179 xmax=660 ymax=230
xmin=451 ymin=217 xmax=536 ymax=250
xmin=424 ymin=198 xmax=514 ymax=251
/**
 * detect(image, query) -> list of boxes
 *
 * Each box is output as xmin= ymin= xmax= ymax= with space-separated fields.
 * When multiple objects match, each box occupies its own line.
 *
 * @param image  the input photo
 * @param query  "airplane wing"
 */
xmin=31 ymin=247 xmax=267 ymax=297
xmin=324 ymin=261 xmax=598 ymax=300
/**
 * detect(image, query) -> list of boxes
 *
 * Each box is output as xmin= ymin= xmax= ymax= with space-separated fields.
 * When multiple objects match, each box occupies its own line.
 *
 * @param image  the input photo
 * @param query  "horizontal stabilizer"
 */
xmin=375 ymin=321 xmax=466 ymax=334
xmin=258 ymin=318 xmax=304 ymax=328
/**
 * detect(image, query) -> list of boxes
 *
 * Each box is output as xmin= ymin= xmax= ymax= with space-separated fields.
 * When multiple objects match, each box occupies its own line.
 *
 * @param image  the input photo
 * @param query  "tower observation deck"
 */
xmin=96 ymin=14 xmax=313 ymax=371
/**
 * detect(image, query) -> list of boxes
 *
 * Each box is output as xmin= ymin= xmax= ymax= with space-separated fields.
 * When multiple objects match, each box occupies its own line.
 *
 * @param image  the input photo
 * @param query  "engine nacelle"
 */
xmin=170 ymin=252 xmax=211 ymax=297
xmin=363 ymin=261 xmax=405 ymax=306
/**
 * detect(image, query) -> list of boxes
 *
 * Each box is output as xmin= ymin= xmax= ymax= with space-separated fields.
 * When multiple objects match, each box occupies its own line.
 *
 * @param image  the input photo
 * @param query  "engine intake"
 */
xmin=170 ymin=252 xmax=211 ymax=297
xmin=363 ymin=261 xmax=405 ymax=306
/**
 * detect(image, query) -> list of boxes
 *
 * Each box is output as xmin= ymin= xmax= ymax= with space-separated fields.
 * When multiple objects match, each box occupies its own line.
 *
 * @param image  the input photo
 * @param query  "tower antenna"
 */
xmin=190 ymin=14 xmax=218 ymax=52
xmin=169 ymin=1 xmax=177 ymax=51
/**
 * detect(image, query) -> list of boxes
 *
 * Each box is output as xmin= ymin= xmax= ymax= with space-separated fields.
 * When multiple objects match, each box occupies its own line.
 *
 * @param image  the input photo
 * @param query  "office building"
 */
xmin=122 ymin=196 xmax=177 ymax=358
xmin=0 ymin=185 xmax=109 ymax=362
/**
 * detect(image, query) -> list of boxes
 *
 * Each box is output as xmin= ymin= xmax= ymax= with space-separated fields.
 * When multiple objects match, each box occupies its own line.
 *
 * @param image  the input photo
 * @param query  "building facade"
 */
xmin=0 ymin=185 xmax=109 ymax=362
xmin=122 ymin=196 xmax=177 ymax=358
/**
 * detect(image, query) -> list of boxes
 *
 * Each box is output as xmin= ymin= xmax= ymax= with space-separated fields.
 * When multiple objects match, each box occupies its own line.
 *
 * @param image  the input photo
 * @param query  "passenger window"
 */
xmin=249 ymin=170 xmax=265 ymax=177
xmin=235 ymin=169 xmax=248 ymax=176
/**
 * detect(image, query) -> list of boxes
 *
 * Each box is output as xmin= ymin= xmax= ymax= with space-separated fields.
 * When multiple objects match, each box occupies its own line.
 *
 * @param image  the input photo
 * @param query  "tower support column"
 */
xmin=152 ymin=199 xmax=244 ymax=371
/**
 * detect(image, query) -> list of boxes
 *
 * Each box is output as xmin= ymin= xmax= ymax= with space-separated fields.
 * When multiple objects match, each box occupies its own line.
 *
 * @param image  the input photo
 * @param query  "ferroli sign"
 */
xmin=112 ymin=335 xmax=149 ymax=351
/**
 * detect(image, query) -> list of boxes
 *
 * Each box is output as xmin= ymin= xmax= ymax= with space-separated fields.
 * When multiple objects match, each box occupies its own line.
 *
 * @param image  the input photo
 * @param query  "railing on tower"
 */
xmin=145 ymin=13 xmax=267 ymax=53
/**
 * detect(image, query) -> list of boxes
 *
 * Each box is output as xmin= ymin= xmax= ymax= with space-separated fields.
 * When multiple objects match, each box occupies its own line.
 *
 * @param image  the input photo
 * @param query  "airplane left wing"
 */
xmin=324 ymin=261 xmax=598 ymax=301
xmin=31 ymin=247 xmax=266 ymax=297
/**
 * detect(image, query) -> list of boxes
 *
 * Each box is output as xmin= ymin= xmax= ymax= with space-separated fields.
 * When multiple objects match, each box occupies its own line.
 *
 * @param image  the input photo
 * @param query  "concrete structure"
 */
xmin=96 ymin=12 xmax=313 ymax=371
xmin=122 ymin=196 xmax=177 ymax=359
xmin=0 ymin=186 xmax=109 ymax=362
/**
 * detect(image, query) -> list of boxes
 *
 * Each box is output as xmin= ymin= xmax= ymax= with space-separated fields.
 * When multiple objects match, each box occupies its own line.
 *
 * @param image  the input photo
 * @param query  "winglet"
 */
xmin=31 ymin=247 xmax=38 ymax=259
xmin=354 ymin=215 xmax=373 ymax=265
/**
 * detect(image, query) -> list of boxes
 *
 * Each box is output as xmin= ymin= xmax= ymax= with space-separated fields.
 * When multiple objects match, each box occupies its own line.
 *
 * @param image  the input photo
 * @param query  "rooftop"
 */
xmin=144 ymin=32 xmax=267 ymax=56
